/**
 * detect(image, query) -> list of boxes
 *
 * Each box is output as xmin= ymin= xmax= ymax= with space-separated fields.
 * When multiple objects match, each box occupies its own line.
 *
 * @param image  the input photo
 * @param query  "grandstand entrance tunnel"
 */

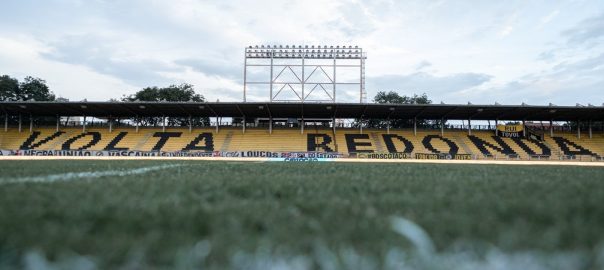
xmin=1 ymin=101 xmax=604 ymax=160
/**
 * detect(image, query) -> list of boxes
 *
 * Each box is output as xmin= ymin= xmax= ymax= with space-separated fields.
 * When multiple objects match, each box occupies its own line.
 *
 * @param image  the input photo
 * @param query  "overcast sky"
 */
xmin=1 ymin=0 xmax=603 ymax=105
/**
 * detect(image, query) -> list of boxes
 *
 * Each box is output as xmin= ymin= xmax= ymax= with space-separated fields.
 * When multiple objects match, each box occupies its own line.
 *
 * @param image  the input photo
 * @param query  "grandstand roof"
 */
xmin=1 ymin=101 xmax=604 ymax=121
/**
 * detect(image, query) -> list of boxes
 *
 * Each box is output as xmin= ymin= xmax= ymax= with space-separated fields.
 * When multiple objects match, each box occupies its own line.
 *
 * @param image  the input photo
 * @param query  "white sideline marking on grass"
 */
xmin=1 ymin=156 xmax=604 ymax=166
xmin=0 ymin=164 xmax=184 ymax=184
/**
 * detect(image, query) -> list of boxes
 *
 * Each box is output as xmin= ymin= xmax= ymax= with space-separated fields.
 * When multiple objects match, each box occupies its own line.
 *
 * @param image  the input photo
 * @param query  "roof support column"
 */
xmin=589 ymin=120 xmax=592 ymax=139
xmin=56 ymin=115 xmax=60 ymax=132
xmin=301 ymin=117 xmax=304 ymax=135
xmin=441 ymin=118 xmax=444 ymax=136
xmin=360 ymin=117 xmax=363 ymax=134
xmin=577 ymin=121 xmax=581 ymax=139
xmin=386 ymin=117 xmax=390 ymax=135
xmin=269 ymin=117 xmax=273 ymax=135
xmin=83 ymin=116 xmax=86 ymax=133
xmin=550 ymin=120 xmax=553 ymax=137
xmin=135 ymin=116 xmax=139 ymax=133
xmin=188 ymin=115 xmax=192 ymax=133
xmin=413 ymin=117 xmax=417 ymax=136
xmin=5 ymin=114 xmax=8 ymax=132
xmin=162 ymin=116 xmax=165 ymax=132
xmin=109 ymin=115 xmax=113 ymax=133
xmin=522 ymin=120 xmax=526 ymax=138
xmin=332 ymin=117 xmax=336 ymax=135
xmin=18 ymin=114 xmax=21 ymax=133
xmin=29 ymin=114 xmax=33 ymax=133
xmin=468 ymin=119 xmax=472 ymax=136
xmin=242 ymin=118 xmax=246 ymax=134
xmin=495 ymin=119 xmax=499 ymax=136
xmin=216 ymin=118 xmax=219 ymax=134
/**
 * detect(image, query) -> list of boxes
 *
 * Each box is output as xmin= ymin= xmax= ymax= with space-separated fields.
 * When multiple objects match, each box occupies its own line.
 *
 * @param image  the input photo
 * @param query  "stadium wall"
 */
xmin=1 ymin=127 xmax=603 ymax=161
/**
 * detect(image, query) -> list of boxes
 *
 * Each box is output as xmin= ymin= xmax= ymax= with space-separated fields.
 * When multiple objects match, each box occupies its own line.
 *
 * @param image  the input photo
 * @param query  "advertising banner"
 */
xmin=0 ymin=150 xmax=15 ymax=156
xmin=1 ymin=149 xmax=343 ymax=159
xmin=357 ymin=153 xmax=413 ymax=159
xmin=212 ymin=151 xmax=342 ymax=158
xmin=357 ymin=152 xmax=473 ymax=160
xmin=6 ymin=150 xmax=214 ymax=157
xmin=414 ymin=153 xmax=473 ymax=160
xmin=267 ymin=157 xmax=335 ymax=162
xmin=496 ymin=124 xmax=524 ymax=138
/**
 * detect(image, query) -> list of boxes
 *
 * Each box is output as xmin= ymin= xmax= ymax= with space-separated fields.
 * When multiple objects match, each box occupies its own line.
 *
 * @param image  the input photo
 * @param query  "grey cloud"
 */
xmin=42 ymin=35 xmax=183 ymax=87
xmin=415 ymin=61 xmax=432 ymax=71
xmin=478 ymin=53 xmax=604 ymax=105
xmin=480 ymin=78 xmax=604 ymax=106
xmin=203 ymin=87 xmax=244 ymax=102
xmin=323 ymin=1 xmax=377 ymax=38
xmin=368 ymin=72 xmax=493 ymax=95
xmin=174 ymin=59 xmax=240 ymax=79
xmin=552 ymin=52 xmax=604 ymax=74
xmin=537 ymin=51 xmax=555 ymax=61
xmin=536 ymin=13 xmax=604 ymax=62
xmin=562 ymin=13 xmax=604 ymax=46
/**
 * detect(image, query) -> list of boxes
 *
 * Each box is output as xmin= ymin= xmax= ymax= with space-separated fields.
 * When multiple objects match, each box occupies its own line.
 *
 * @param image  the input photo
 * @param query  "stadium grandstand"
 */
xmin=2 ymin=38 xmax=604 ymax=269
xmin=2 ymin=45 xmax=604 ymax=162
xmin=1 ymin=101 xmax=604 ymax=161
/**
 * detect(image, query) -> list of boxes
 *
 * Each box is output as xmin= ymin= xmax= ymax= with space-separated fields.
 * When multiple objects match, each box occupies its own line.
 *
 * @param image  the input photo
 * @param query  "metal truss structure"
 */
xmin=243 ymin=45 xmax=367 ymax=103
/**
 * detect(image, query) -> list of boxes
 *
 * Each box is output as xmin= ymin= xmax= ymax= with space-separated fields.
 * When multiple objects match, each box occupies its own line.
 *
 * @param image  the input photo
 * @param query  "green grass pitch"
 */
xmin=1 ymin=160 xmax=603 ymax=269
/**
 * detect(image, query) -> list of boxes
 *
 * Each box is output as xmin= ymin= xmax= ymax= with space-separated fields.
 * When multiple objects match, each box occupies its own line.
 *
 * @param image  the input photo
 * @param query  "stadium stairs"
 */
xmin=1 ymin=127 xmax=603 ymax=159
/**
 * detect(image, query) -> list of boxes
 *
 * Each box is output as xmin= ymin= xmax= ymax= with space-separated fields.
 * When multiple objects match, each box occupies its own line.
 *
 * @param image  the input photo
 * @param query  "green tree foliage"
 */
xmin=122 ymin=83 xmax=204 ymax=102
xmin=373 ymin=91 xmax=431 ymax=105
xmin=0 ymin=75 xmax=19 ymax=101
xmin=122 ymin=84 xmax=209 ymax=127
xmin=19 ymin=76 xmax=55 ymax=101
xmin=364 ymin=91 xmax=441 ymax=128
xmin=1 ymin=75 xmax=57 ymax=126
xmin=0 ymin=75 xmax=55 ymax=101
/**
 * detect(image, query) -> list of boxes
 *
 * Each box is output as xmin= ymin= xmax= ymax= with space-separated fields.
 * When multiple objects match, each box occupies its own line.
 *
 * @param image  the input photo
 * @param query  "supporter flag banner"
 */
xmin=1 ymin=149 xmax=344 ymax=159
xmin=358 ymin=152 xmax=472 ymax=160
xmin=267 ymin=158 xmax=335 ymax=162
xmin=496 ymin=124 xmax=524 ymax=138
xmin=357 ymin=153 xmax=413 ymax=159
xmin=414 ymin=153 xmax=473 ymax=160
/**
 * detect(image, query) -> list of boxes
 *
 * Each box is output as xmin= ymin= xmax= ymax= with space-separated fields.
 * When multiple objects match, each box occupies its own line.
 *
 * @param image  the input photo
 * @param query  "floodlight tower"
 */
xmin=243 ymin=45 xmax=367 ymax=103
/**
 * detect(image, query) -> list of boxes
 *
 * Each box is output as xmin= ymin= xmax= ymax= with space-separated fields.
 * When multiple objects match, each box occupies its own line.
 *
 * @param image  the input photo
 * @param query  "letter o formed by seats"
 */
xmin=422 ymin=135 xmax=459 ymax=155
xmin=62 ymin=132 xmax=102 ymax=150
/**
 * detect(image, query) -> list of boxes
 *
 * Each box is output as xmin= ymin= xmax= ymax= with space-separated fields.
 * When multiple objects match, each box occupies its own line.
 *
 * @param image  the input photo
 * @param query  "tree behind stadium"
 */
xmin=0 ymin=75 xmax=57 ymax=125
xmin=121 ymin=83 xmax=210 ymax=127
xmin=0 ymin=75 xmax=55 ymax=102
xmin=365 ymin=91 xmax=441 ymax=128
